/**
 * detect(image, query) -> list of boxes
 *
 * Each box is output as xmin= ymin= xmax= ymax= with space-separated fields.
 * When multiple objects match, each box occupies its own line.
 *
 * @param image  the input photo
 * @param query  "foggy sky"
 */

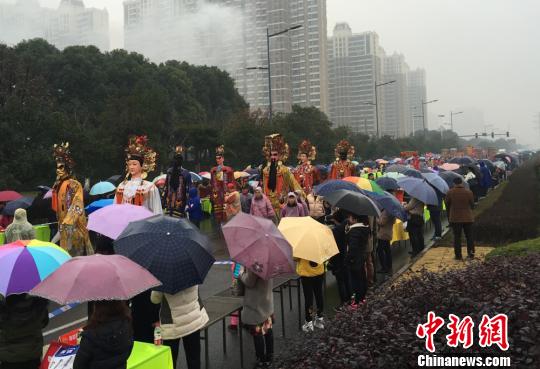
xmin=8 ymin=0 xmax=540 ymax=147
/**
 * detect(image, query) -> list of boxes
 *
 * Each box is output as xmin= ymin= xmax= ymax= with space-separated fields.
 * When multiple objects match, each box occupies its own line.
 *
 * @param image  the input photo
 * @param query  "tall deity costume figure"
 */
xmin=261 ymin=134 xmax=302 ymax=214
xmin=210 ymin=145 xmax=234 ymax=223
xmin=163 ymin=146 xmax=192 ymax=218
xmin=51 ymin=143 xmax=93 ymax=256
xmin=329 ymin=140 xmax=357 ymax=179
xmin=114 ymin=135 xmax=163 ymax=215
xmin=293 ymin=140 xmax=320 ymax=195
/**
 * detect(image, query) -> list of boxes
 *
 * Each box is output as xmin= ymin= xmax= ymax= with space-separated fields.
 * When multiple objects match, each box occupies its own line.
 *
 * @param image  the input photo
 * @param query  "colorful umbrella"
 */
xmin=30 ymin=254 xmax=161 ymax=304
xmin=313 ymin=180 xmax=362 ymax=197
xmin=88 ymin=204 xmax=154 ymax=240
xmin=234 ymin=171 xmax=250 ymax=180
xmin=199 ymin=171 xmax=211 ymax=180
xmin=278 ymin=217 xmax=338 ymax=264
xmin=2 ymin=197 xmax=33 ymax=216
xmin=222 ymin=213 xmax=294 ymax=280
xmin=397 ymin=177 xmax=438 ymax=205
xmin=89 ymin=181 xmax=116 ymax=196
xmin=0 ymin=240 xmax=70 ymax=297
xmin=324 ymin=190 xmax=381 ymax=217
xmin=85 ymin=199 xmax=114 ymax=215
xmin=343 ymin=176 xmax=384 ymax=194
xmin=439 ymin=163 xmax=460 ymax=171
xmin=0 ymin=191 xmax=23 ymax=202
xmin=114 ymin=215 xmax=215 ymax=294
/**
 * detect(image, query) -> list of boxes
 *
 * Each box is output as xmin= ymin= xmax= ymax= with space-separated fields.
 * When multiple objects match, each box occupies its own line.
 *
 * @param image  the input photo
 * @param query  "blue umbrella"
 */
xmin=114 ymin=215 xmax=215 ymax=294
xmin=89 ymin=181 xmax=116 ymax=196
xmin=85 ymin=199 xmax=114 ymax=214
xmin=397 ymin=177 xmax=438 ymax=205
xmin=313 ymin=180 xmax=362 ymax=197
xmin=190 ymin=172 xmax=202 ymax=182
xmin=360 ymin=190 xmax=407 ymax=221
xmin=2 ymin=197 xmax=33 ymax=216
xmin=403 ymin=168 xmax=423 ymax=179
xmin=422 ymin=173 xmax=450 ymax=194
xmin=375 ymin=177 xmax=399 ymax=191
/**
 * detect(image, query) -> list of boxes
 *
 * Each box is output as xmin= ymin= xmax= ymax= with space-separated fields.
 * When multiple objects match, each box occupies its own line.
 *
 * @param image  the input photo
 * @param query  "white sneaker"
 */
xmin=302 ymin=321 xmax=314 ymax=332
xmin=313 ymin=317 xmax=325 ymax=329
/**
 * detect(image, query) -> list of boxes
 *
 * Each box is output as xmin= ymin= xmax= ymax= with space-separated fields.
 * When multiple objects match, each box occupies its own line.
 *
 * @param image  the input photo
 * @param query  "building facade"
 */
xmin=123 ymin=0 xmax=328 ymax=114
xmin=407 ymin=68 xmax=427 ymax=134
xmin=0 ymin=0 xmax=109 ymax=51
xmin=381 ymin=52 xmax=411 ymax=138
xmin=327 ymin=23 xmax=381 ymax=135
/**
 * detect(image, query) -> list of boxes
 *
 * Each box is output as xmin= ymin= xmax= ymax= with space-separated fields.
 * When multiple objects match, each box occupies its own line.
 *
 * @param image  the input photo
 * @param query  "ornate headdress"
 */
xmin=335 ymin=140 xmax=355 ymax=160
xmin=215 ymin=145 xmax=225 ymax=157
xmin=262 ymin=133 xmax=289 ymax=162
xmin=53 ymin=142 xmax=75 ymax=171
xmin=297 ymin=140 xmax=316 ymax=162
xmin=125 ymin=135 xmax=157 ymax=179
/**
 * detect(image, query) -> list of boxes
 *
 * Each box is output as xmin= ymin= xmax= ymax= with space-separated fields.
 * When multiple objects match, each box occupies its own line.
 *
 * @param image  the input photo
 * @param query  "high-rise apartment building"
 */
xmin=0 ymin=0 xmax=109 ymax=51
xmin=123 ymin=0 xmax=328 ymax=114
xmin=327 ymin=23 xmax=381 ymax=135
xmin=407 ymin=68 xmax=427 ymax=133
xmin=381 ymin=52 xmax=411 ymax=137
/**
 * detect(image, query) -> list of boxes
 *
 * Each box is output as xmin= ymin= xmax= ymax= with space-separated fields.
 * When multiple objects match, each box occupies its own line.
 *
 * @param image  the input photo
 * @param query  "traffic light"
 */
xmin=491 ymin=132 xmax=494 ymax=138
xmin=475 ymin=133 xmax=478 ymax=139
xmin=506 ymin=131 xmax=510 ymax=137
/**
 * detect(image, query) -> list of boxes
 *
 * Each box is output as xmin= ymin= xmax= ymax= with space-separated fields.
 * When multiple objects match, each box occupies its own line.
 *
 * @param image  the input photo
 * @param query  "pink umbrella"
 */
xmin=87 ymin=204 xmax=153 ymax=240
xmin=222 ymin=212 xmax=295 ymax=280
xmin=0 ymin=190 xmax=23 ymax=202
xmin=440 ymin=163 xmax=460 ymax=171
xmin=30 ymin=254 xmax=161 ymax=304
xmin=44 ymin=189 xmax=53 ymax=199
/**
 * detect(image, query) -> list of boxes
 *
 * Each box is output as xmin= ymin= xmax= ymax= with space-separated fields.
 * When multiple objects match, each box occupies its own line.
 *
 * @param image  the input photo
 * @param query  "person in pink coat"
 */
xmin=250 ymin=187 xmax=276 ymax=220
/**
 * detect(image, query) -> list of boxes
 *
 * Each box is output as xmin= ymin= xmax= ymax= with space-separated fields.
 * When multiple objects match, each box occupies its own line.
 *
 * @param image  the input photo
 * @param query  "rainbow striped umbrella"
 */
xmin=343 ymin=176 xmax=384 ymax=194
xmin=0 ymin=240 xmax=70 ymax=297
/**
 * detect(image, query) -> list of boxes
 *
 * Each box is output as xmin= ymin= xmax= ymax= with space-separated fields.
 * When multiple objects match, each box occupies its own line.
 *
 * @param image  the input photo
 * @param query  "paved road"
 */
xmin=43 ymin=215 xmax=448 ymax=368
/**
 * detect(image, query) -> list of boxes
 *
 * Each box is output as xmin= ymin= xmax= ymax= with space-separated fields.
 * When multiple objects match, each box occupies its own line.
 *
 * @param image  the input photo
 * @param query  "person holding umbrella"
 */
xmin=445 ymin=177 xmax=475 ymax=260
xmin=345 ymin=214 xmax=372 ymax=307
xmin=376 ymin=209 xmax=395 ymax=274
xmin=74 ymin=301 xmax=134 ymax=369
xmin=404 ymin=196 xmax=425 ymax=256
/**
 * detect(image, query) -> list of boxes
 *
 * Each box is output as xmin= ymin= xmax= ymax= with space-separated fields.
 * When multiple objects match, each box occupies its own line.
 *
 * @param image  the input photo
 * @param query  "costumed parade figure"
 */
xmin=261 ymin=134 xmax=302 ymax=215
xmin=210 ymin=145 xmax=234 ymax=223
xmin=163 ymin=146 xmax=192 ymax=217
xmin=329 ymin=140 xmax=357 ymax=179
xmin=51 ymin=142 xmax=93 ymax=256
xmin=114 ymin=135 xmax=162 ymax=215
xmin=293 ymin=140 xmax=320 ymax=195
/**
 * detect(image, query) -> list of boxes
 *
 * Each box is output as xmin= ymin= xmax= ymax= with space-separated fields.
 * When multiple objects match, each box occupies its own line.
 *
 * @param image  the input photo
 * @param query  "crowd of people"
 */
xmin=0 ymin=133 xmax=513 ymax=369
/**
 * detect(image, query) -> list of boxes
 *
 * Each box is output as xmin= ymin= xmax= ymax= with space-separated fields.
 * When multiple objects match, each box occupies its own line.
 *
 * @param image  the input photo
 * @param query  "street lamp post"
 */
xmin=421 ymin=99 xmax=439 ymax=134
xmin=449 ymin=111 xmax=463 ymax=131
xmin=373 ymin=80 xmax=396 ymax=138
xmin=264 ymin=24 xmax=302 ymax=124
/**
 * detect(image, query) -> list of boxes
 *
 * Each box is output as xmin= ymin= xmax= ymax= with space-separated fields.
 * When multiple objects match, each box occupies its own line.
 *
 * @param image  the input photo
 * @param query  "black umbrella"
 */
xmin=2 ymin=197 xmax=33 ymax=216
xmin=403 ymin=168 xmax=423 ymax=179
xmin=114 ymin=215 xmax=215 ymax=294
xmin=26 ymin=194 xmax=56 ymax=224
xmin=324 ymin=190 xmax=381 ymax=217
xmin=439 ymin=171 xmax=469 ymax=189
xmin=454 ymin=164 xmax=481 ymax=179
xmin=385 ymin=164 xmax=408 ymax=173
xmin=106 ymin=175 xmax=124 ymax=186
xmin=375 ymin=177 xmax=399 ymax=191
xmin=449 ymin=156 xmax=476 ymax=165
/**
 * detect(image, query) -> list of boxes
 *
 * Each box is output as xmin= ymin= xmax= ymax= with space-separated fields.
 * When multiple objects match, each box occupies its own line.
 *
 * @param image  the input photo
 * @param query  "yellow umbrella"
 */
xmin=278 ymin=217 xmax=339 ymax=264
xmin=234 ymin=171 xmax=250 ymax=180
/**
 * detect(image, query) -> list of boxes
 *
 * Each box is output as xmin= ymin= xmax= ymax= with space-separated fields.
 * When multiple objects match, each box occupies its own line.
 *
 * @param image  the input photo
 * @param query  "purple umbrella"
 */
xmin=88 ymin=204 xmax=153 ymax=240
xmin=30 ymin=254 xmax=161 ymax=304
xmin=222 ymin=212 xmax=294 ymax=280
